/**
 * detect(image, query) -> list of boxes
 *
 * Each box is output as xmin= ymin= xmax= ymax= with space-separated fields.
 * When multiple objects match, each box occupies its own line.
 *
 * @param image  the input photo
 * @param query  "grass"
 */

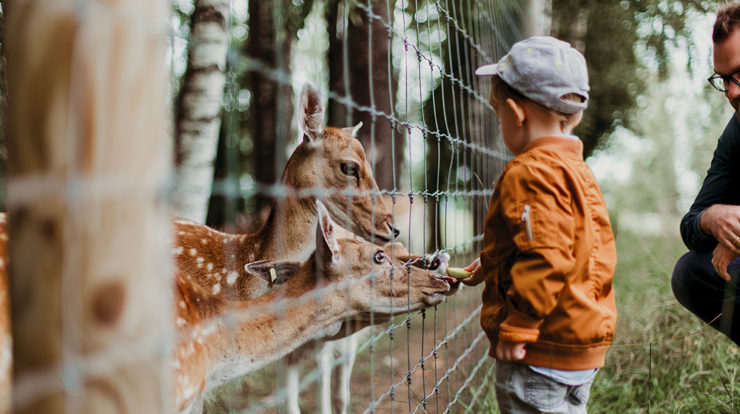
xmin=588 ymin=229 xmax=740 ymax=413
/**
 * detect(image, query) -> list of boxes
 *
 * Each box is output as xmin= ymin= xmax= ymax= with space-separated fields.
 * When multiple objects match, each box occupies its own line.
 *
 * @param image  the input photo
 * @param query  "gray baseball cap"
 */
xmin=475 ymin=36 xmax=589 ymax=114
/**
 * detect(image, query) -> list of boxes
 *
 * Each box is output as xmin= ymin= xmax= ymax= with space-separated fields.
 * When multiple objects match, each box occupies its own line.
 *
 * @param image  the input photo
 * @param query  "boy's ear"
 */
xmin=568 ymin=111 xmax=584 ymax=130
xmin=505 ymin=98 xmax=526 ymax=127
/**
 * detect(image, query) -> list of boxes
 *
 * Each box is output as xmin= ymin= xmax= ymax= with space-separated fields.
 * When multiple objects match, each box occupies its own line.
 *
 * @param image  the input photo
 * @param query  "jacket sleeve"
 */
xmin=497 ymin=163 xmax=576 ymax=344
xmin=680 ymin=115 xmax=740 ymax=252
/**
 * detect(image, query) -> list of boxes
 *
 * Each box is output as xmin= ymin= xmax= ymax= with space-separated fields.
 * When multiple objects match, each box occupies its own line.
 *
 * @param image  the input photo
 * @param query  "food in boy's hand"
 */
xmin=446 ymin=267 xmax=472 ymax=279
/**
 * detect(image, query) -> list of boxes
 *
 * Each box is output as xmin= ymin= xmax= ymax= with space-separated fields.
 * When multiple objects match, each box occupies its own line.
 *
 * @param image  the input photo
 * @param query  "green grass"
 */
xmin=589 ymin=229 xmax=740 ymax=413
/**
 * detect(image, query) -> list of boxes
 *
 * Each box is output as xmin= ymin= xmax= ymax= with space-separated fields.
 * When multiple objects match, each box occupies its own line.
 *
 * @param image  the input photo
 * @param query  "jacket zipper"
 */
xmin=522 ymin=204 xmax=533 ymax=241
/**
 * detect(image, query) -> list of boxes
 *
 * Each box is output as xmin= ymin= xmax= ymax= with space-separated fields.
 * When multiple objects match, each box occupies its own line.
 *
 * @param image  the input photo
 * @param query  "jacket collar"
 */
xmin=519 ymin=136 xmax=584 ymax=160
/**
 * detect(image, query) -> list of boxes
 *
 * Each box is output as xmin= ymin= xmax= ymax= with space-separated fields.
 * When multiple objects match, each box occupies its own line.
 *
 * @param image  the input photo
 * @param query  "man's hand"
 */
xmin=460 ymin=258 xmax=485 ymax=286
xmin=701 ymin=205 xmax=740 ymax=279
xmin=713 ymin=243 xmax=740 ymax=281
xmin=701 ymin=204 xmax=740 ymax=251
xmin=495 ymin=340 xmax=527 ymax=361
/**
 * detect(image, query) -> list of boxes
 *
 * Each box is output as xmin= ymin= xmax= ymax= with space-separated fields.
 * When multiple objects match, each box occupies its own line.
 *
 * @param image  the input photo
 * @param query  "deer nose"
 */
xmin=389 ymin=224 xmax=400 ymax=239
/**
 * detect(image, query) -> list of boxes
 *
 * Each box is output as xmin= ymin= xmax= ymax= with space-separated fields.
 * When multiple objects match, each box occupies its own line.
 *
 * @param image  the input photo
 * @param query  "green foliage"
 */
xmin=591 ymin=230 xmax=740 ymax=413
xmin=551 ymin=0 xmax=713 ymax=156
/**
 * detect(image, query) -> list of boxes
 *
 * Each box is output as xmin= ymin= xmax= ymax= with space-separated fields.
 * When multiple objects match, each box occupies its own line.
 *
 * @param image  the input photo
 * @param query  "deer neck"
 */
xmin=247 ymin=197 xmax=317 ymax=262
xmin=181 ymin=197 xmax=318 ymax=302
xmin=202 ymin=264 xmax=348 ymax=391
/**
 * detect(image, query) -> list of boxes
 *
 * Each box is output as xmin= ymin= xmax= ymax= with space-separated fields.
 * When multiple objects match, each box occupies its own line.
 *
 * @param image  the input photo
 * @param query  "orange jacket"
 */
xmin=479 ymin=136 xmax=617 ymax=370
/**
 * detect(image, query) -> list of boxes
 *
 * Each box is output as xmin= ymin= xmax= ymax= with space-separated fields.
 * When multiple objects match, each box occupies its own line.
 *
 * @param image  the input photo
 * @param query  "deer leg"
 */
xmin=317 ymin=342 xmax=334 ymax=414
xmin=285 ymin=363 xmax=301 ymax=414
xmin=331 ymin=328 xmax=371 ymax=414
xmin=331 ymin=336 xmax=354 ymax=414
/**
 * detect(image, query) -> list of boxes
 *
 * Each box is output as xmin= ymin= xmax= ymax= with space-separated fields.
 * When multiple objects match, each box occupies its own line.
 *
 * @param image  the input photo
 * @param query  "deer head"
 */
xmin=283 ymin=84 xmax=399 ymax=243
xmin=173 ymin=202 xmax=457 ymax=412
xmin=249 ymin=202 xmax=455 ymax=315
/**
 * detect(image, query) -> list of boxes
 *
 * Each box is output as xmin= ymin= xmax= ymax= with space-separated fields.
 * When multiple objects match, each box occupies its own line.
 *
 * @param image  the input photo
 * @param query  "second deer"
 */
xmin=174 ymin=202 xmax=459 ymax=413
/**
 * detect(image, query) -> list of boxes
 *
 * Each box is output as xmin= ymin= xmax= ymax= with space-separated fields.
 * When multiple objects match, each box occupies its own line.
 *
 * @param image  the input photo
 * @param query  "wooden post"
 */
xmin=5 ymin=0 xmax=172 ymax=412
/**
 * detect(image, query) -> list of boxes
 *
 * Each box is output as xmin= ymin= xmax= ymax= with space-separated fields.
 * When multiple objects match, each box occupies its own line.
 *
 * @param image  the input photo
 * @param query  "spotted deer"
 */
xmin=173 ymin=83 xmax=400 ymax=302
xmin=174 ymin=203 xmax=459 ymax=413
xmin=172 ymin=84 xmax=448 ymax=414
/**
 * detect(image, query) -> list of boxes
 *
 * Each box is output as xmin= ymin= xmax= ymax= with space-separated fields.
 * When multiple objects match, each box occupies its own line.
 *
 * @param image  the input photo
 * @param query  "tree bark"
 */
xmin=5 ymin=0 xmax=172 ymax=412
xmin=173 ymin=0 xmax=230 ymax=223
xmin=244 ymin=0 xmax=295 ymax=221
xmin=326 ymin=0 xmax=399 ymax=191
xmin=207 ymin=0 xmax=315 ymax=228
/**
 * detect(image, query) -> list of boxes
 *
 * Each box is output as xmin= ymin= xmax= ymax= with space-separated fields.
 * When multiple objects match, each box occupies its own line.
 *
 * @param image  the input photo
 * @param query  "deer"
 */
xmin=172 ymin=83 xmax=450 ymax=413
xmin=174 ymin=202 xmax=460 ymax=413
xmin=173 ymin=83 xmax=401 ymax=302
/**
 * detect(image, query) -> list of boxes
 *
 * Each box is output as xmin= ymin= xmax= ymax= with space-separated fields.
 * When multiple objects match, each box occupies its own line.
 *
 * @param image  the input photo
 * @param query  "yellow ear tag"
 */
xmin=268 ymin=268 xmax=277 ymax=288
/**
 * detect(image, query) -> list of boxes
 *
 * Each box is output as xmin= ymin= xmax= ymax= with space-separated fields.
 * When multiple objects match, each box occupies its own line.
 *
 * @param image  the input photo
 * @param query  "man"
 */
xmin=672 ymin=2 xmax=740 ymax=344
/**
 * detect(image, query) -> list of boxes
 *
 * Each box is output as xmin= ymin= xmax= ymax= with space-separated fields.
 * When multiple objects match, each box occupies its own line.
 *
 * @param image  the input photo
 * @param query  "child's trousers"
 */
xmin=494 ymin=360 xmax=593 ymax=414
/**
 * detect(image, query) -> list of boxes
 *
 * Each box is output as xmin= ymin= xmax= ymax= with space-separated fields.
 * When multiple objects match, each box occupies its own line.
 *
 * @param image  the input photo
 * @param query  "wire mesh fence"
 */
xmin=194 ymin=0 xmax=524 ymax=412
xmin=2 ymin=0 xmax=528 ymax=412
xmin=7 ymin=1 xmax=740 ymax=413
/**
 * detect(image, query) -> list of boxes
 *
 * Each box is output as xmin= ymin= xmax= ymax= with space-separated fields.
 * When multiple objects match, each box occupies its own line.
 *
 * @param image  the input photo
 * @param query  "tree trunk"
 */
xmin=326 ymin=0 xmax=399 ymax=191
xmin=5 ymin=0 xmax=172 ymax=412
xmin=173 ymin=0 xmax=230 ymax=223
xmin=244 ymin=0 xmax=296 ymax=221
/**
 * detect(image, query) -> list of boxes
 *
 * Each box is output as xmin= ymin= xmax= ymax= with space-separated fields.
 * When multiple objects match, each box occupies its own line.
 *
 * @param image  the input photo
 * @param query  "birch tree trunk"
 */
xmin=173 ymin=0 xmax=230 ymax=223
xmin=5 ymin=0 xmax=172 ymax=412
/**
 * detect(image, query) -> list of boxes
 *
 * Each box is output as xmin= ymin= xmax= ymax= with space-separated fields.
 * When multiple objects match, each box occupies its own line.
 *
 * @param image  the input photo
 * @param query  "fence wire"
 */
xmin=4 ymin=0 xmax=525 ymax=413
xmin=8 ymin=1 xmax=740 ymax=413
xmin=202 ymin=0 xmax=523 ymax=413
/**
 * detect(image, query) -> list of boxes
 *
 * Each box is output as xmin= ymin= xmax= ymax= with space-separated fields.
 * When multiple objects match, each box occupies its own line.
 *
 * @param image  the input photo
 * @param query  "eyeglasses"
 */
xmin=708 ymin=70 xmax=740 ymax=92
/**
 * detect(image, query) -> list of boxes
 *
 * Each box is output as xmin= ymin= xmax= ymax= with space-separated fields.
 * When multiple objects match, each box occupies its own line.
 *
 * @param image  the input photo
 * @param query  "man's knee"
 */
xmin=672 ymin=251 xmax=710 ymax=307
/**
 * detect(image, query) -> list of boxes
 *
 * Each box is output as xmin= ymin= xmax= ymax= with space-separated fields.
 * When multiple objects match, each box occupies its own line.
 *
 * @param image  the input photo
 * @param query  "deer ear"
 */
xmin=315 ymin=200 xmax=339 ymax=270
xmin=300 ymin=83 xmax=324 ymax=143
xmin=341 ymin=121 xmax=363 ymax=138
xmin=244 ymin=261 xmax=301 ymax=286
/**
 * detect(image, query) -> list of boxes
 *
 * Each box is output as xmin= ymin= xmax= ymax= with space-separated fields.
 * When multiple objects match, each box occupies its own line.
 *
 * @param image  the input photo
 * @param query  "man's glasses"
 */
xmin=708 ymin=70 xmax=740 ymax=92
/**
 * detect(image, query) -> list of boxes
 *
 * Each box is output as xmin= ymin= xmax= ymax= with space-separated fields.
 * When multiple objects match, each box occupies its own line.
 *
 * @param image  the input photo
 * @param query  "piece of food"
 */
xmin=446 ymin=267 xmax=472 ymax=279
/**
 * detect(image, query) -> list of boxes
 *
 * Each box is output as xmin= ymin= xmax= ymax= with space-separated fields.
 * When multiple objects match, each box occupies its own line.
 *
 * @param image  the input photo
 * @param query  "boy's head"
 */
xmin=476 ymin=36 xmax=589 ymax=128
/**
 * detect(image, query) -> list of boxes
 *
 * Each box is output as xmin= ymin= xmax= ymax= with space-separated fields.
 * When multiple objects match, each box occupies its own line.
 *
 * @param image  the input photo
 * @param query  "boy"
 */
xmin=461 ymin=36 xmax=617 ymax=413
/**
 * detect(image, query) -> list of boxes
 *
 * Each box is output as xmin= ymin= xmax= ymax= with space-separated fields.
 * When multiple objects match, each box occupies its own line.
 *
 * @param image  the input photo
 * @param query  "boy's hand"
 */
xmin=459 ymin=258 xmax=485 ymax=286
xmin=495 ymin=340 xmax=527 ymax=361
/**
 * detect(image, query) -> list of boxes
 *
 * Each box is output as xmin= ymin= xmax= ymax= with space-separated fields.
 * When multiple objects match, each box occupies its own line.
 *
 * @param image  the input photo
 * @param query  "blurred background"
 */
xmin=2 ymin=0 xmax=740 ymax=412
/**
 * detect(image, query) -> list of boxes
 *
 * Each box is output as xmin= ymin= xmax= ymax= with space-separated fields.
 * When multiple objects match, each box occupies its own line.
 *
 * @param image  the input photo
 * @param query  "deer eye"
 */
xmin=373 ymin=251 xmax=386 ymax=264
xmin=340 ymin=162 xmax=359 ymax=178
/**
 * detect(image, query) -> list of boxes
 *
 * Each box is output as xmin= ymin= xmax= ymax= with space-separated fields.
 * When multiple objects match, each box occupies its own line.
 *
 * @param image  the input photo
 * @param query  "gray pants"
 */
xmin=494 ymin=360 xmax=593 ymax=414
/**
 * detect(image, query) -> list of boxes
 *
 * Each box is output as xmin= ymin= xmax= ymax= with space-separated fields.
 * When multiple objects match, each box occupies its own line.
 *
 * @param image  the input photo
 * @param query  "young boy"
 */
xmin=461 ymin=36 xmax=617 ymax=413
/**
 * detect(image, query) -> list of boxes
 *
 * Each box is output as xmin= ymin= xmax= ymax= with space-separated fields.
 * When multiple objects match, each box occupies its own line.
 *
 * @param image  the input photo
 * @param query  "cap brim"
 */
xmin=475 ymin=64 xmax=498 ymax=76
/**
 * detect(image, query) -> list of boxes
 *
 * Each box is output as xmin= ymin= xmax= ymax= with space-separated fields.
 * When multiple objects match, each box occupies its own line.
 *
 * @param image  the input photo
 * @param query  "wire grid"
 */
xmin=203 ymin=0 xmax=524 ymax=412
xmin=3 ymin=0 xmax=523 ymax=412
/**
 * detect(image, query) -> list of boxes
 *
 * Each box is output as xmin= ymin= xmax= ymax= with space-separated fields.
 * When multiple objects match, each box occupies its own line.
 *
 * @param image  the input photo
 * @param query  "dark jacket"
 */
xmin=680 ymin=115 xmax=740 ymax=251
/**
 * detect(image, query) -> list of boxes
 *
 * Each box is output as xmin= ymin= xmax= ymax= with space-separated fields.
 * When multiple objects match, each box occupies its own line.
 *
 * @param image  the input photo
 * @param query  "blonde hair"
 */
xmin=488 ymin=76 xmax=584 ymax=129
